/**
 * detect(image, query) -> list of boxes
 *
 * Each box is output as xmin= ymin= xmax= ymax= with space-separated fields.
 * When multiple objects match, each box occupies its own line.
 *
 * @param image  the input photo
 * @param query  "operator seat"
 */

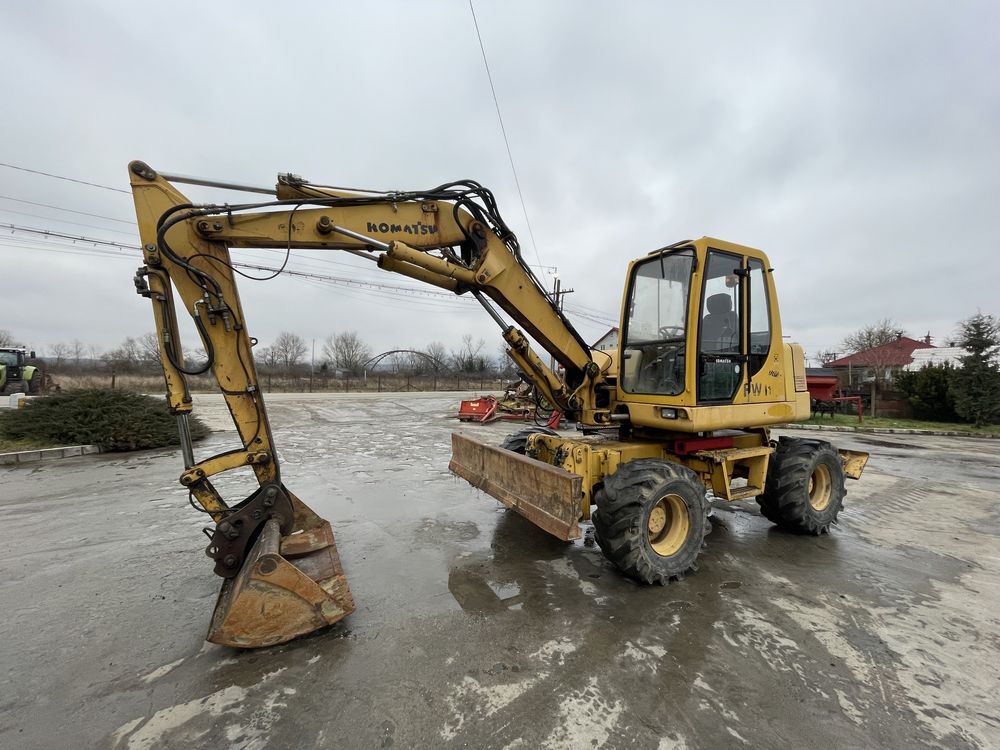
xmin=701 ymin=293 xmax=737 ymax=352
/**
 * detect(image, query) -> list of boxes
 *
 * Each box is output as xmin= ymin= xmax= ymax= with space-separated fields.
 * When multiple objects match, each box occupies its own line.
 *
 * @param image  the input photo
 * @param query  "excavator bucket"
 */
xmin=450 ymin=432 xmax=583 ymax=541
xmin=207 ymin=493 xmax=355 ymax=648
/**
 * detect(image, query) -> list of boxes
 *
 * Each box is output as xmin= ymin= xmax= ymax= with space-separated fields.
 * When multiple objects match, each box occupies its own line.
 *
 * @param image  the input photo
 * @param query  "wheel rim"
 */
xmin=808 ymin=464 xmax=832 ymax=511
xmin=647 ymin=493 xmax=689 ymax=557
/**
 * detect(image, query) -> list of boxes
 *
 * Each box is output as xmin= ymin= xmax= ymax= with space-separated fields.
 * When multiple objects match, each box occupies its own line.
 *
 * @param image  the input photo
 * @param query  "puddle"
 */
xmin=853 ymin=437 xmax=926 ymax=450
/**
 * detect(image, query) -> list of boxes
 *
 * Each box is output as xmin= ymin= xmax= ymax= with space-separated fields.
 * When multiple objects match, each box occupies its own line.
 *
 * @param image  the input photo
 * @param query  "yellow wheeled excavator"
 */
xmin=128 ymin=161 xmax=868 ymax=648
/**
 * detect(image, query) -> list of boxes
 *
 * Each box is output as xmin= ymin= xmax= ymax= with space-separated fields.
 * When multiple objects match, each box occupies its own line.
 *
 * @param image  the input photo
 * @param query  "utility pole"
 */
xmin=549 ymin=273 xmax=574 ymax=374
xmin=310 ymin=338 xmax=315 ymax=393
xmin=552 ymin=275 xmax=574 ymax=314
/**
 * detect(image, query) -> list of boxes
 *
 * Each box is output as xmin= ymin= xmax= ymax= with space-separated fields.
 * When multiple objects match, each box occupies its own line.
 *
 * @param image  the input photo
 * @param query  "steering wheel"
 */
xmin=658 ymin=325 xmax=685 ymax=339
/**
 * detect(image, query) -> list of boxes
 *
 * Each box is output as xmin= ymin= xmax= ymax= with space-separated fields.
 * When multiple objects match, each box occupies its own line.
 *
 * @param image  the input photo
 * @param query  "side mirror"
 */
xmin=30 ymin=350 xmax=36 ymax=358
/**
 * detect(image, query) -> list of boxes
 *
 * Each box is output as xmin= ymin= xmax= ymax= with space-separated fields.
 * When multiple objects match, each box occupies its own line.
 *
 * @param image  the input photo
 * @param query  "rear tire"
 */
xmin=593 ymin=459 xmax=709 ymax=584
xmin=757 ymin=438 xmax=845 ymax=534
xmin=1 ymin=380 xmax=27 ymax=396
xmin=500 ymin=426 xmax=559 ymax=455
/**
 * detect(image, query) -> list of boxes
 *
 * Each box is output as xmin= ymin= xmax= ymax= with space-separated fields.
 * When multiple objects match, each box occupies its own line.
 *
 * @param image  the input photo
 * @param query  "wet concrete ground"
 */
xmin=1 ymin=392 xmax=999 ymax=749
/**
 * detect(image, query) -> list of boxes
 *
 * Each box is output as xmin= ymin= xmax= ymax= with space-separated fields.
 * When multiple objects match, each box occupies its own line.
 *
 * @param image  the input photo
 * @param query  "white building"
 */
xmin=904 ymin=347 xmax=967 ymax=371
xmin=592 ymin=327 xmax=619 ymax=352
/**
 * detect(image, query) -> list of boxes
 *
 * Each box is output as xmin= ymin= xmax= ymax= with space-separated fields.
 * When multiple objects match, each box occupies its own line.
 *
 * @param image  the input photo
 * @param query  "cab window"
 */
xmin=747 ymin=258 xmax=771 ymax=377
xmin=620 ymin=251 xmax=694 ymax=396
xmin=698 ymin=251 xmax=742 ymax=402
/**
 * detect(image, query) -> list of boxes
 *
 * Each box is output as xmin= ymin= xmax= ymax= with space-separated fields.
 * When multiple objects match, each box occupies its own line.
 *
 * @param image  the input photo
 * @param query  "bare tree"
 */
xmin=841 ymin=319 xmax=907 ymax=386
xmin=104 ymin=336 xmax=144 ymax=372
xmin=0 ymin=329 xmax=14 ymax=346
xmin=384 ymin=351 xmax=408 ymax=374
xmin=183 ymin=346 xmax=208 ymax=370
xmin=139 ymin=332 xmax=160 ymax=363
xmin=322 ymin=331 xmax=372 ymax=375
xmin=496 ymin=342 xmax=517 ymax=378
xmin=402 ymin=350 xmax=426 ymax=375
xmin=841 ymin=318 xmax=909 ymax=415
xmin=424 ymin=341 xmax=449 ymax=372
xmin=87 ymin=344 xmax=105 ymax=369
xmin=271 ymin=331 xmax=308 ymax=370
xmin=70 ymin=339 xmax=87 ymax=368
xmin=814 ymin=349 xmax=840 ymax=367
xmin=254 ymin=345 xmax=280 ymax=369
xmin=842 ymin=318 xmax=905 ymax=354
xmin=451 ymin=334 xmax=487 ymax=373
xmin=49 ymin=342 xmax=71 ymax=366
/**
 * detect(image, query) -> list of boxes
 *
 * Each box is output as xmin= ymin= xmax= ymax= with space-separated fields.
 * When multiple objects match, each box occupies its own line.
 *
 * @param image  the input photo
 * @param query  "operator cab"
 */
xmin=619 ymin=238 xmax=777 ymax=408
xmin=0 ymin=348 xmax=33 ymax=377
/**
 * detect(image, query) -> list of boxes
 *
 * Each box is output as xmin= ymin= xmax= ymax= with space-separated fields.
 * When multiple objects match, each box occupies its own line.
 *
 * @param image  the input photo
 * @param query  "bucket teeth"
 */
xmin=207 ymin=497 xmax=354 ymax=648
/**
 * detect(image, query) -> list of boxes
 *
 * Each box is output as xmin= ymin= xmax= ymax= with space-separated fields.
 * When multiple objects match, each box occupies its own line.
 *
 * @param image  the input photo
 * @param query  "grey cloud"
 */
xmin=1 ymin=0 xmax=997 ymax=363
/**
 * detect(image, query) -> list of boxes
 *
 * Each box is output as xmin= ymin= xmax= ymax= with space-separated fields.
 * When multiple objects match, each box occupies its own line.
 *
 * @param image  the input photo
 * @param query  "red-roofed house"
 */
xmin=825 ymin=336 xmax=934 ymax=387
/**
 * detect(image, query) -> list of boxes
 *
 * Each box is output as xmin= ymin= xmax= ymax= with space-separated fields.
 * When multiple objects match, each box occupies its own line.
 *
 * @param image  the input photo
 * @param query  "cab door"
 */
xmin=697 ymin=249 xmax=744 ymax=404
xmin=743 ymin=255 xmax=777 ymax=401
xmin=695 ymin=248 xmax=782 ymax=406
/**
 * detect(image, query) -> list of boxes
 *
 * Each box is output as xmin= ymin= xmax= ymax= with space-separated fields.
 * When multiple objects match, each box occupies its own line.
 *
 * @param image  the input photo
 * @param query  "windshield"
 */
xmin=0 ymin=352 xmax=18 ymax=366
xmin=625 ymin=253 xmax=692 ymax=344
xmin=621 ymin=251 xmax=694 ymax=395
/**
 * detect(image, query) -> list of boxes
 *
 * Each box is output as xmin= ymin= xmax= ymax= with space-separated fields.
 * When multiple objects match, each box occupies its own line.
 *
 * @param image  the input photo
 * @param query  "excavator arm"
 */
xmin=131 ymin=163 xmax=604 ymax=415
xmin=128 ymin=161 xmax=603 ymax=647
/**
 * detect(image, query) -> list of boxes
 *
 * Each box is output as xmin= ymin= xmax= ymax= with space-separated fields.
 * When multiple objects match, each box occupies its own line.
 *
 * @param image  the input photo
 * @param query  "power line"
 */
xmin=468 ymin=0 xmax=546 ymax=280
xmin=233 ymin=261 xmax=470 ymax=301
xmin=2 ymin=222 xmax=618 ymax=324
xmin=246 ymin=246 xmax=442 ymax=290
xmin=0 ymin=207 xmax=138 ymax=236
xmin=0 ymin=194 xmax=135 ymax=223
xmin=1 ymin=223 xmax=135 ymax=249
xmin=0 ymin=225 xmax=473 ymax=303
xmin=0 ymin=162 xmax=130 ymax=194
xmin=0 ymin=238 xmax=133 ymax=263
xmin=563 ymin=307 xmax=616 ymax=327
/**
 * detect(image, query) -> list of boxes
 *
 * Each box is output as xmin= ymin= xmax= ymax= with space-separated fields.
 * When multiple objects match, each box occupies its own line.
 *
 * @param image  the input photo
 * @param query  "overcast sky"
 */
xmin=2 ymin=0 xmax=998 ymax=366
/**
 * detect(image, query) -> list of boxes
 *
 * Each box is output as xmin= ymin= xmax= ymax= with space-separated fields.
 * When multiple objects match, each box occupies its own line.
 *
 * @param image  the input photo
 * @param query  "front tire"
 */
xmin=593 ymin=459 xmax=709 ymax=584
xmin=1 ymin=380 xmax=27 ymax=396
xmin=757 ymin=438 xmax=845 ymax=534
xmin=500 ymin=426 xmax=559 ymax=455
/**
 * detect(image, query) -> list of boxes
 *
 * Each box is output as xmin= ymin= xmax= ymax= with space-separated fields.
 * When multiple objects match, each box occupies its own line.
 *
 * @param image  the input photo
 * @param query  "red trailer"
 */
xmin=806 ymin=373 xmax=839 ymax=401
xmin=806 ymin=372 xmax=862 ymax=422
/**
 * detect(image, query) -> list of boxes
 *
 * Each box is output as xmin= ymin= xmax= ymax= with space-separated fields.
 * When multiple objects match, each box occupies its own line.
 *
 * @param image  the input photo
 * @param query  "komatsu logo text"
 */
xmin=367 ymin=221 xmax=437 ymax=235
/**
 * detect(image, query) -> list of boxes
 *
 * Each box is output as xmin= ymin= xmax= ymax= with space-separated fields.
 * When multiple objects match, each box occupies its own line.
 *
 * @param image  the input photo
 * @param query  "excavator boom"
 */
xmin=128 ymin=161 xmax=598 ymax=647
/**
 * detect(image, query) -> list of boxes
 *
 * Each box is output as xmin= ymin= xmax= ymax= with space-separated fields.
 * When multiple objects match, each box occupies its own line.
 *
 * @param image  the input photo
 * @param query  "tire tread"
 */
xmin=593 ymin=459 xmax=709 ymax=585
xmin=757 ymin=438 xmax=846 ymax=534
xmin=500 ymin=426 xmax=559 ymax=455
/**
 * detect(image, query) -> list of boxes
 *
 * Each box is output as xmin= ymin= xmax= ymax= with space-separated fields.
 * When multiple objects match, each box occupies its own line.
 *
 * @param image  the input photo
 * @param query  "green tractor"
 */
xmin=0 ymin=348 xmax=44 ymax=396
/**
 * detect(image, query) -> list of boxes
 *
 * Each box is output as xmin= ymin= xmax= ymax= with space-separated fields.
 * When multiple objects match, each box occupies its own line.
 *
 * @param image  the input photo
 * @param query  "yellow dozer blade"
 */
xmin=207 ymin=492 xmax=354 ymax=649
xmin=449 ymin=432 xmax=583 ymax=540
xmin=839 ymin=449 xmax=870 ymax=480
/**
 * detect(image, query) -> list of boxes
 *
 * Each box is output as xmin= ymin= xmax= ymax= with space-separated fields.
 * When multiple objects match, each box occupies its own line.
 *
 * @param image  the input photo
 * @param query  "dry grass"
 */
xmin=0 ymin=436 xmax=58 ymax=452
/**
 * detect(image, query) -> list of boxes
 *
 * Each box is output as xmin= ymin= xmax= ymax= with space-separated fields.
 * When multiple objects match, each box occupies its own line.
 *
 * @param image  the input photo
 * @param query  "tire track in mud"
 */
xmin=813 ymin=473 xmax=1000 ymax=748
